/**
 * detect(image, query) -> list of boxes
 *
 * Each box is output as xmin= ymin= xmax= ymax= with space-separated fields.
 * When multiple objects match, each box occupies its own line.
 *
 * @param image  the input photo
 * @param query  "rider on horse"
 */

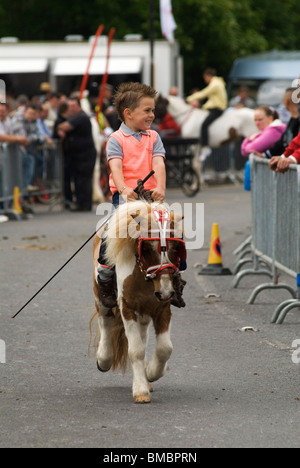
xmin=187 ymin=67 xmax=228 ymax=160
xmin=97 ymin=82 xmax=186 ymax=309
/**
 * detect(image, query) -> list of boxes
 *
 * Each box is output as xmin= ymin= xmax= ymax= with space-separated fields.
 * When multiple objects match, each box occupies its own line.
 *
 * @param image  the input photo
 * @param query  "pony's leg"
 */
xmin=116 ymin=260 xmax=151 ymax=402
xmin=95 ymin=299 xmax=114 ymax=372
xmin=121 ymin=300 xmax=151 ymax=403
xmin=146 ymin=307 xmax=173 ymax=383
xmin=138 ymin=315 xmax=153 ymax=392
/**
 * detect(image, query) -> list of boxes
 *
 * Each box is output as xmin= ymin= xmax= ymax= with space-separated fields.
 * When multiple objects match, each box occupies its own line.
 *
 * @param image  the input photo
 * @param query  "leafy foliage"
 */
xmin=0 ymin=0 xmax=299 ymax=93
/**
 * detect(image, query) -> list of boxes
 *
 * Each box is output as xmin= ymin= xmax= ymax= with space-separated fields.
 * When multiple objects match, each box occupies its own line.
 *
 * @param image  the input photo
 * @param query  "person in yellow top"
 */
xmin=187 ymin=68 xmax=228 ymax=160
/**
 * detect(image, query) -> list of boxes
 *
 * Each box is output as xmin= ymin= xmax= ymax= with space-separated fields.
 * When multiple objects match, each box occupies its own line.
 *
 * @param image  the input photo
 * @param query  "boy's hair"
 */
xmin=113 ymin=82 xmax=157 ymax=121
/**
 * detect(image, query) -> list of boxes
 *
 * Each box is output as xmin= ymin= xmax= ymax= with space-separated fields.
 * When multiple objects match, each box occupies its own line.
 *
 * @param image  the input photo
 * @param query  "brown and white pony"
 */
xmin=92 ymin=200 xmax=186 ymax=403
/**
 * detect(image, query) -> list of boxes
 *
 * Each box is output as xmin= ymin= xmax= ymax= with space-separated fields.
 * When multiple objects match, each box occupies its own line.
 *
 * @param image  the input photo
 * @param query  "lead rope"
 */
xmin=135 ymin=178 xmax=154 ymax=202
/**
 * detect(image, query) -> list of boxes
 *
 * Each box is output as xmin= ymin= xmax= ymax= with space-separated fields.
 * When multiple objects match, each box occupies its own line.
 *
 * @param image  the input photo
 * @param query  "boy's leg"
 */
xmin=97 ymin=237 xmax=117 ymax=308
xmin=171 ymin=272 xmax=186 ymax=308
xmin=96 ymin=192 xmax=122 ymax=308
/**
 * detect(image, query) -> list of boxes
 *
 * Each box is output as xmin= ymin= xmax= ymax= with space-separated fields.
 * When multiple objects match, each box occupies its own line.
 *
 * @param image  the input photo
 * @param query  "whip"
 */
xmin=12 ymin=170 xmax=155 ymax=318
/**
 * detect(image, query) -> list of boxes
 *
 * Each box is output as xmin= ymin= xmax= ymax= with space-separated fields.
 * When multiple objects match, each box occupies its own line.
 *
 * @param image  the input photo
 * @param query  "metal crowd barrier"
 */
xmin=202 ymin=139 xmax=246 ymax=184
xmin=232 ymin=156 xmax=300 ymax=323
xmin=0 ymin=140 xmax=63 ymax=219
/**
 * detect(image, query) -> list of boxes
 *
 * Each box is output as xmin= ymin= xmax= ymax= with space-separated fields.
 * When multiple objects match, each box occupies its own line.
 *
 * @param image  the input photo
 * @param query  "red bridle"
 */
xmin=137 ymin=208 xmax=186 ymax=280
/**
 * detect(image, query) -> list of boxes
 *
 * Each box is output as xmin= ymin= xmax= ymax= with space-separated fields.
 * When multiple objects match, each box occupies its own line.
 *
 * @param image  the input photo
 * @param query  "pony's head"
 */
xmin=105 ymin=200 xmax=185 ymax=303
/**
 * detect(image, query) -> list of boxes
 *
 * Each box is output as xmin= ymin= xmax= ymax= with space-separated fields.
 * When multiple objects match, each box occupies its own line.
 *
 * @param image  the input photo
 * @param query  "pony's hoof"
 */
xmin=96 ymin=360 xmax=111 ymax=373
xmin=148 ymin=382 xmax=153 ymax=392
xmin=134 ymin=393 xmax=151 ymax=404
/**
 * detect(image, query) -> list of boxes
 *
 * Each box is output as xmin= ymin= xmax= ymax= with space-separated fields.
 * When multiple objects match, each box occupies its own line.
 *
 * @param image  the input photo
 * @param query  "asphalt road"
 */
xmin=0 ymin=185 xmax=300 ymax=448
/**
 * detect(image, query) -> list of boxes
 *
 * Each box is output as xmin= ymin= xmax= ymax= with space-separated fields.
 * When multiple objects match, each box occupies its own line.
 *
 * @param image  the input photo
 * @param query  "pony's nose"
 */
xmin=154 ymin=291 xmax=175 ymax=302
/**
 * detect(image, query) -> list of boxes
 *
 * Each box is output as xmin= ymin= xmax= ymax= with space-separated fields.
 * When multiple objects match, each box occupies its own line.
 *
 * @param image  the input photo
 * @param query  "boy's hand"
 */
xmin=151 ymin=187 xmax=165 ymax=202
xmin=121 ymin=187 xmax=138 ymax=202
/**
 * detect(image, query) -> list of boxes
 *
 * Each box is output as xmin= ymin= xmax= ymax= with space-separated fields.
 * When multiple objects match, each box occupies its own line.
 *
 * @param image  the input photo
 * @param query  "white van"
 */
xmin=227 ymin=50 xmax=300 ymax=107
xmin=0 ymin=37 xmax=183 ymax=98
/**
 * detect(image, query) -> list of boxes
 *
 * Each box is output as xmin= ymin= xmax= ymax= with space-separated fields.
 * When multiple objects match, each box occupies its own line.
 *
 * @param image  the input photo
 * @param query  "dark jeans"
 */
xmin=63 ymin=153 xmax=73 ymax=203
xmin=98 ymin=192 xmax=122 ymax=265
xmin=22 ymin=152 xmax=35 ymax=189
xmin=201 ymin=108 xmax=223 ymax=146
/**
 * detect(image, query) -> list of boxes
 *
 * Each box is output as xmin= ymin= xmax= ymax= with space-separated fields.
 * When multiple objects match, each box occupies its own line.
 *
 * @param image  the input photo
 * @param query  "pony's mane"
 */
xmin=104 ymin=200 xmax=184 ymax=267
xmin=104 ymin=200 xmax=152 ymax=266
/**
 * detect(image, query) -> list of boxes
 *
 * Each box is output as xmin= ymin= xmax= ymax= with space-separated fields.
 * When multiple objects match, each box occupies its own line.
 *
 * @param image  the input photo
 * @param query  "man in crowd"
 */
xmin=57 ymin=97 xmax=96 ymax=211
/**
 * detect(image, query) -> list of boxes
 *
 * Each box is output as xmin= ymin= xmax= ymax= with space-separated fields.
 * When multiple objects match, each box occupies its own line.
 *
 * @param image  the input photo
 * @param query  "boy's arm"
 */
xmin=151 ymin=156 xmax=166 ymax=202
xmin=108 ymin=158 xmax=138 ymax=201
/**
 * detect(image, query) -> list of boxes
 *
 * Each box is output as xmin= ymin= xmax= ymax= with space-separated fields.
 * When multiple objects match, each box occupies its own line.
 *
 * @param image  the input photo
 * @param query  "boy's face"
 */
xmin=125 ymin=97 xmax=155 ymax=132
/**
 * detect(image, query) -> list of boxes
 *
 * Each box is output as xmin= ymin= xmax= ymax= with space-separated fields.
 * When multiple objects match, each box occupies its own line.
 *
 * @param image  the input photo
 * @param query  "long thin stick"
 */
xmin=11 ymin=220 xmax=108 ymax=319
xmin=79 ymin=24 xmax=104 ymax=100
xmin=96 ymin=27 xmax=115 ymax=127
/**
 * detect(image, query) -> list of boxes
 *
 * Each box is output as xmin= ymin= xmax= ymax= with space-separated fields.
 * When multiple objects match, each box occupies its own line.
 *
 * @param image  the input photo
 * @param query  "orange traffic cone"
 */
xmin=12 ymin=186 xmax=23 ymax=215
xmin=198 ymin=223 xmax=232 ymax=275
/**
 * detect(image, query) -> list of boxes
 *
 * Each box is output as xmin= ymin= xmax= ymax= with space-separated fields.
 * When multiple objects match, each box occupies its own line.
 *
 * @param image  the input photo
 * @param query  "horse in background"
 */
xmin=91 ymin=200 xmax=186 ymax=403
xmin=167 ymin=95 xmax=257 ymax=147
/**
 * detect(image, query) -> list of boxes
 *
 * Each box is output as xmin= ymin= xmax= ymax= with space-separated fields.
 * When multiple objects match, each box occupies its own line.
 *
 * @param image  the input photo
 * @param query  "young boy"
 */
xmin=97 ymin=82 xmax=167 ymax=308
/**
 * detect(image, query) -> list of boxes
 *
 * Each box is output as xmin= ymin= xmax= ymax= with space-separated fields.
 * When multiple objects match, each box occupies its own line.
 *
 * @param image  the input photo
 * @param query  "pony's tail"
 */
xmin=111 ymin=308 xmax=129 ymax=373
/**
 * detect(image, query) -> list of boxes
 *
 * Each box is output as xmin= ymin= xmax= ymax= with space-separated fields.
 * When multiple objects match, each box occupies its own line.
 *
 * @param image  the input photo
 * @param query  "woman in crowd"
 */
xmin=241 ymin=106 xmax=286 ymax=190
xmin=241 ymin=106 xmax=286 ymax=157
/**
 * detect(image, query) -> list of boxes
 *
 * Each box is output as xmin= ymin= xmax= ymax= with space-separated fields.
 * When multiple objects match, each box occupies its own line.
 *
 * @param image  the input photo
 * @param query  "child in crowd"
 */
xmin=97 ymin=82 xmax=177 ymax=308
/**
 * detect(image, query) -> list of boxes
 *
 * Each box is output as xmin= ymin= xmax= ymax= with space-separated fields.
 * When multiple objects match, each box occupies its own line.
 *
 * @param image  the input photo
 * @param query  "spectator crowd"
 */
xmin=0 ymin=82 xmax=120 ymax=212
xmin=1 ymin=73 xmax=300 ymax=217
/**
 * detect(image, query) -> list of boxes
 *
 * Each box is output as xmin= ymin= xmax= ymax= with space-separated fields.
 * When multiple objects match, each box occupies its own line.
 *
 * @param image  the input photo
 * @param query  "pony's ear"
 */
xmin=170 ymin=211 xmax=184 ymax=229
xmin=170 ymin=210 xmax=184 ymax=220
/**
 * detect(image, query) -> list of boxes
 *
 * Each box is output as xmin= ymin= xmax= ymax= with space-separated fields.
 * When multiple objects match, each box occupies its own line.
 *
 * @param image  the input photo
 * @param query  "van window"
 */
xmin=229 ymin=78 xmax=293 ymax=107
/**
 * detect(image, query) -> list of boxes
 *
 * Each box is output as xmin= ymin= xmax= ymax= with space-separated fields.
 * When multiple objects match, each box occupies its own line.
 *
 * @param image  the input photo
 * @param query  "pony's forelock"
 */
xmin=105 ymin=200 xmax=152 ymax=265
xmin=104 ymin=200 xmax=184 ymax=266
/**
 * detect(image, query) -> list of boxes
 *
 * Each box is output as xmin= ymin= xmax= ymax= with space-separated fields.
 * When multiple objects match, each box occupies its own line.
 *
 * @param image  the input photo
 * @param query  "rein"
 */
xmin=137 ymin=208 xmax=185 ymax=280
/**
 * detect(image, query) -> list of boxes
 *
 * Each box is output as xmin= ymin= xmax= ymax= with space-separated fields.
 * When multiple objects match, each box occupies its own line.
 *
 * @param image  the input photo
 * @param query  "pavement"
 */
xmin=0 ymin=185 xmax=300 ymax=448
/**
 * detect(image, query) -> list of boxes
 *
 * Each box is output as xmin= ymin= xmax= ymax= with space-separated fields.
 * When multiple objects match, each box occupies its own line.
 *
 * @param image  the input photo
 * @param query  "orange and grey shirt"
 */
xmin=107 ymin=122 xmax=165 ymax=194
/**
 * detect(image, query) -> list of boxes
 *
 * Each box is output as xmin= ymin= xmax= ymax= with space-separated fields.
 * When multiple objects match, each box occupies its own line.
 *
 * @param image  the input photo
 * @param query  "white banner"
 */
xmin=0 ymin=79 xmax=6 ymax=103
xmin=160 ymin=0 xmax=177 ymax=43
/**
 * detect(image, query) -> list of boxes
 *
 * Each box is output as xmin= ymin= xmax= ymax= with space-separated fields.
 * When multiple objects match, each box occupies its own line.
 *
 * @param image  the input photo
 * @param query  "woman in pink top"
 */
xmin=241 ymin=106 xmax=286 ymax=157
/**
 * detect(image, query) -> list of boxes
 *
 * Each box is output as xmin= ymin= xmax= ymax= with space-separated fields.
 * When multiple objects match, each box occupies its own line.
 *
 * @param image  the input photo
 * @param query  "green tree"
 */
xmin=0 ymin=0 xmax=299 ymax=93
